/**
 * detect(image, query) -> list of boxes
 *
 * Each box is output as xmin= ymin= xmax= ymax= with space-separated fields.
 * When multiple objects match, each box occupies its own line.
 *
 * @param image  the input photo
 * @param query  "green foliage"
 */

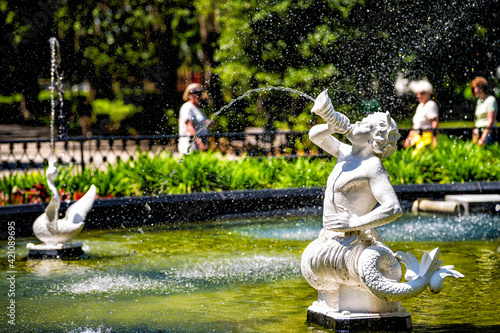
xmin=0 ymin=152 xmax=336 ymax=204
xmin=92 ymin=98 xmax=142 ymax=123
xmin=0 ymin=172 xmax=45 ymax=205
xmin=213 ymin=0 xmax=363 ymax=132
xmin=384 ymin=136 xmax=500 ymax=185
xmin=1 ymin=0 xmax=196 ymax=133
xmin=0 ymin=94 xmax=22 ymax=103
xmin=383 ymin=147 xmax=438 ymax=185
xmin=3 ymin=135 xmax=499 ymax=206
xmin=2 ymin=138 xmax=500 ymax=205
xmin=128 ymin=152 xmax=181 ymax=195
xmin=65 ymin=161 xmax=141 ymax=198
xmin=276 ymin=157 xmax=334 ymax=188
xmin=213 ymin=0 xmax=500 ymax=129
xmin=171 ymin=152 xmax=230 ymax=193
xmin=3 ymin=0 xmax=500 ymax=134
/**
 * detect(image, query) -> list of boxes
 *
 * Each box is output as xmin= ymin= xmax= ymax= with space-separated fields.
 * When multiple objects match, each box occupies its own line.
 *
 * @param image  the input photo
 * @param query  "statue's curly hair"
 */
xmin=364 ymin=112 xmax=400 ymax=159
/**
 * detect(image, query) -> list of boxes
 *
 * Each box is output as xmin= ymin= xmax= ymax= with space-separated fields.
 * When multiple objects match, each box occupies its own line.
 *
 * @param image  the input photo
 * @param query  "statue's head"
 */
xmin=362 ymin=112 xmax=400 ymax=159
xmin=46 ymin=158 xmax=58 ymax=183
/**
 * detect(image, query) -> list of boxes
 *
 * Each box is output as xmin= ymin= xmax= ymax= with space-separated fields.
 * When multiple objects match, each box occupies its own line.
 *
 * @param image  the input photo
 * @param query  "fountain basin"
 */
xmin=1 ymin=214 xmax=499 ymax=332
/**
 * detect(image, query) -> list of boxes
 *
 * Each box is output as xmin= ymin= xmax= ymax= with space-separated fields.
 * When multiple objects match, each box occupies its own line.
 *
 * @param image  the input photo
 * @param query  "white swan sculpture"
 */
xmin=31 ymin=159 xmax=96 ymax=247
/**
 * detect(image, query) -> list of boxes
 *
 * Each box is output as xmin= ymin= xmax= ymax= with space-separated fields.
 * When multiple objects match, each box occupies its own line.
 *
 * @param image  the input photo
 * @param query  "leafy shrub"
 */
xmin=384 ymin=136 xmax=500 ymax=184
xmin=1 ymin=137 xmax=499 ymax=206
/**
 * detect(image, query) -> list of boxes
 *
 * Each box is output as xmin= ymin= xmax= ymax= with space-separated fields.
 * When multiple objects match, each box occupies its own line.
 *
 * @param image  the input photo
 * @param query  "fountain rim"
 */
xmin=1 ymin=181 xmax=499 ymax=240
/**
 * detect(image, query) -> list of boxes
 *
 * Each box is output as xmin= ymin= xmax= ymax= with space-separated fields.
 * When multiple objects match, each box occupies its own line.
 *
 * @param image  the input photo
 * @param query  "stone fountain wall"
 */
xmin=1 ymin=181 xmax=499 ymax=240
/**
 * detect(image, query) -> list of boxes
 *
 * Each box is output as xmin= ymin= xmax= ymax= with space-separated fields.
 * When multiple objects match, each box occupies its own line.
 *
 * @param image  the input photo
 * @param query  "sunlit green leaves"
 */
xmin=2 ymin=138 xmax=499 ymax=206
xmin=384 ymin=136 xmax=500 ymax=185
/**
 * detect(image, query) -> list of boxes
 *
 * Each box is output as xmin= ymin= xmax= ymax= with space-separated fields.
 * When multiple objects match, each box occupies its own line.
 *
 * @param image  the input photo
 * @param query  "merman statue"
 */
xmin=301 ymin=90 xmax=464 ymax=331
xmin=27 ymin=158 xmax=96 ymax=258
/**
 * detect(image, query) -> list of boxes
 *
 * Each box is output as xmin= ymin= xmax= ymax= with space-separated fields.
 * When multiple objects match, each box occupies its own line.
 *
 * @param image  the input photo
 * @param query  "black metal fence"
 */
xmin=0 ymin=130 xmax=314 ymax=174
xmin=0 ymin=127 xmax=493 ymax=175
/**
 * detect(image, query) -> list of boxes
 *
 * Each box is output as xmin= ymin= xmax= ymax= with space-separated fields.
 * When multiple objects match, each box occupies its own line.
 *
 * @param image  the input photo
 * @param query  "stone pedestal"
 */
xmin=27 ymin=242 xmax=84 ymax=259
xmin=306 ymin=287 xmax=412 ymax=332
xmin=307 ymin=302 xmax=412 ymax=332
xmin=317 ymin=287 xmax=404 ymax=314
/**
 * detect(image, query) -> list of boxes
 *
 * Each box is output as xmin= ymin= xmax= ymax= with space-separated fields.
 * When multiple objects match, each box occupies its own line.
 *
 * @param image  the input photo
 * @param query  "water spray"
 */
xmin=49 ymin=37 xmax=64 ymax=159
xmin=188 ymin=86 xmax=315 ymax=154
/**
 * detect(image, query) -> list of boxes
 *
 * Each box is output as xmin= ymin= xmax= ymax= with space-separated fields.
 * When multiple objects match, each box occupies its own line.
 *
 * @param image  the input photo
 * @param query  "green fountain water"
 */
xmin=1 ymin=214 xmax=499 ymax=332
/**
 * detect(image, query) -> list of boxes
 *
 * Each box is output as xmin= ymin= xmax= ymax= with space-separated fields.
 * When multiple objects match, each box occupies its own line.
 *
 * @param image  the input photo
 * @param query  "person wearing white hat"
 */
xmin=178 ymin=83 xmax=210 ymax=155
xmin=403 ymin=80 xmax=439 ymax=154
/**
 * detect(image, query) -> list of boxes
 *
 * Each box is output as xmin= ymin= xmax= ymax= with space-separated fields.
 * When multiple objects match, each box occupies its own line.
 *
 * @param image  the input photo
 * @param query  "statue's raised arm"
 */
xmin=309 ymin=90 xmax=402 ymax=231
xmin=308 ymin=89 xmax=352 ymax=157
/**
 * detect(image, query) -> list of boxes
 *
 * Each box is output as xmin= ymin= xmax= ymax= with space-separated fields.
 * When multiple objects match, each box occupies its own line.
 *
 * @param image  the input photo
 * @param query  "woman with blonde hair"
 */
xmin=471 ymin=76 xmax=498 ymax=145
xmin=178 ymin=83 xmax=210 ymax=155
xmin=403 ymin=80 xmax=439 ymax=154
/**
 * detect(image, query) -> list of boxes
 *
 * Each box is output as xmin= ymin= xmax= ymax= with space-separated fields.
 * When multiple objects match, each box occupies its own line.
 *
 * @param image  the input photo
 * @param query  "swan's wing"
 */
xmin=63 ymin=185 xmax=96 ymax=225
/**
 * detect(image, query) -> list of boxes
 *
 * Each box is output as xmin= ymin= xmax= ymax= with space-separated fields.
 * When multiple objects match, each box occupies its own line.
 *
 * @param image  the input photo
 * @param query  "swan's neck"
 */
xmin=45 ymin=177 xmax=60 ymax=233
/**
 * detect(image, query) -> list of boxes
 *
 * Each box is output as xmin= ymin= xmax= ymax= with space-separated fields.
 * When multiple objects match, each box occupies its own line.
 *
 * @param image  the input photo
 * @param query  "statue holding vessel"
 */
xmin=301 ymin=90 xmax=464 ymax=331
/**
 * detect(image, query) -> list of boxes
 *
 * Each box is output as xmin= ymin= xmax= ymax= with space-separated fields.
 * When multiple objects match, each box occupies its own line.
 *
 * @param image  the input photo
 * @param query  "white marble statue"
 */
xmin=301 ymin=90 xmax=463 ymax=318
xmin=29 ymin=158 xmax=96 ymax=248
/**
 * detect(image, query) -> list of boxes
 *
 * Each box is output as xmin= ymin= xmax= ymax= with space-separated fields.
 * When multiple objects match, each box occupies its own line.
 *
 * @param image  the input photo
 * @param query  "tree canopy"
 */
xmin=1 ymin=0 xmax=499 ymax=134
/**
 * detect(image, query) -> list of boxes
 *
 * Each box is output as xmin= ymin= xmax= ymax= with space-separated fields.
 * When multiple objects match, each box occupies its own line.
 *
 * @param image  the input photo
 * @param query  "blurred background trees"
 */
xmin=1 ymin=0 xmax=499 ymax=135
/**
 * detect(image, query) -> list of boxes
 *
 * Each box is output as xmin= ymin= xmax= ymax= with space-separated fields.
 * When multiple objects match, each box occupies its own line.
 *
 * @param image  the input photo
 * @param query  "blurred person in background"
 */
xmin=470 ymin=76 xmax=498 ymax=146
xmin=178 ymin=83 xmax=210 ymax=155
xmin=403 ymin=80 xmax=439 ymax=155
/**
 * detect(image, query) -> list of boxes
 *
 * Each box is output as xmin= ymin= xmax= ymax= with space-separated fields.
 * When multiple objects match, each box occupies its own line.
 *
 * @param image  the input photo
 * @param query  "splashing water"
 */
xmin=157 ymin=86 xmax=314 ymax=196
xmin=189 ymin=86 xmax=315 ymax=152
xmin=49 ymin=37 xmax=65 ymax=156
xmin=378 ymin=213 xmax=500 ymax=242
xmin=234 ymin=215 xmax=500 ymax=242
xmin=157 ymin=157 xmax=183 ymax=196
xmin=66 ymin=326 xmax=112 ymax=333
xmin=52 ymin=255 xmax=299 ymax=295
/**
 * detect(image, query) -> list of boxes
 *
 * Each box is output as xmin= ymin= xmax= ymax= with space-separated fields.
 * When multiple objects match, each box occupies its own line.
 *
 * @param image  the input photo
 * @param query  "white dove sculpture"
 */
xmin=32 ymin=158 xmax=96 ymax=247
